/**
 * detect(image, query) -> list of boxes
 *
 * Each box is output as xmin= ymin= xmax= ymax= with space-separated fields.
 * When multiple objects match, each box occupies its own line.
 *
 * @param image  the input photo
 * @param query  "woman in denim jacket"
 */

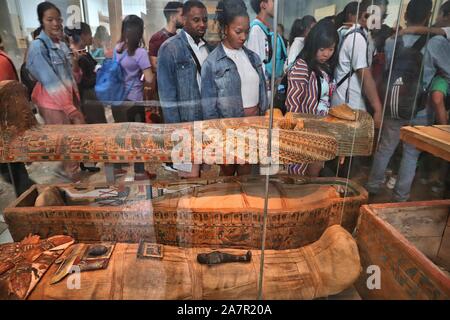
xmin=201 ymin=0 xmax=268 ymax=176
xmin=27 ymin=2 xmax=85 ymax=180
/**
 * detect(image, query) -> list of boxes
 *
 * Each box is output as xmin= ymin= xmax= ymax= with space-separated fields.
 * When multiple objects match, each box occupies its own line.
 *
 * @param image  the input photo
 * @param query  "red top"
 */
xmin=148 ymin=28 xmax=176 ymax=57
xmin=0 ymin=51 xmax=18 ymax=81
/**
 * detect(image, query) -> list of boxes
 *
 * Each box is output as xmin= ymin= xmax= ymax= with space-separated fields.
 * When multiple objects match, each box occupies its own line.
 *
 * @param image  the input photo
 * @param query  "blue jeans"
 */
xmin=367 ymin=110 xmax=429 ymax=202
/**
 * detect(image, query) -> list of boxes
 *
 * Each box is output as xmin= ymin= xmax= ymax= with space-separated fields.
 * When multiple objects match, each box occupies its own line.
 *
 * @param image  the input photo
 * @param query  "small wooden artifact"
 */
xmin=27 ymin=225 xmax=362 ymax=300
xmin=354 ymin=200 xmax=450 ymax=300
xmin=400 ymin=125 xmax=450 ymax=162
xmin=137 ymin=242 xmax=164 ymax=259
xmin=0 ymin=235 xmax=74 ymax=300
xmin=328 ymin=104 xmax=357 ymax=121
xmin=4 ymin=176 xmax=368 ymax=249
xmin=0 ymin=81 xmax=374 ymax=164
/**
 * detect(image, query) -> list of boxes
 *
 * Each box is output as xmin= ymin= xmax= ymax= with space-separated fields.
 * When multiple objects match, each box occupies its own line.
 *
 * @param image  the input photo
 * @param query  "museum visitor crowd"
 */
xmin=0 ymin=0 xmax=449 ymax=202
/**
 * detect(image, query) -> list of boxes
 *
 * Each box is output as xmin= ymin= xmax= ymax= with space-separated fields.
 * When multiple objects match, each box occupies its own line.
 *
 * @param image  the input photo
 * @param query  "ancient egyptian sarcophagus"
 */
xmin=26 ymin=226 xmax=361 ymax=300
xmin=4 ymin=176 xmax=367 ymax=249
xmin=354 ymin=201 xmax=450 ymax=300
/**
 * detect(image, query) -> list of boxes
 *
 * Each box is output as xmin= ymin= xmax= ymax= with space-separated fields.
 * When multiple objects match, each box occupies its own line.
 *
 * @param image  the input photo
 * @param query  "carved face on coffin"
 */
xmin=0 ymin=81 xmax=37 ymax=135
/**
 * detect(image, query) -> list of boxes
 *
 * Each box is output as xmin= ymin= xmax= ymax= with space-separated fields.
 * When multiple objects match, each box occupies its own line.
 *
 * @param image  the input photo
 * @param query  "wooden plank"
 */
xmin=1 ymin=81 xmax=375 ymax=164
xmin=400 ymin=126 xmax=450 ymax=162
xmin=419 ymin=126 xmax=450 ymax=144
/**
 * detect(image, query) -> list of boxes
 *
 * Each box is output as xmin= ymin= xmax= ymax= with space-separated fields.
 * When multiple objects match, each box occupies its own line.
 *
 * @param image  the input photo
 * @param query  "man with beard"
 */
xmin=149 ymin=1 xmax=184 ymax=74
xmin=147 ymin=2 xmax=184 ymax=119
xmin=157 ymin=0 xmax=209 ymax=178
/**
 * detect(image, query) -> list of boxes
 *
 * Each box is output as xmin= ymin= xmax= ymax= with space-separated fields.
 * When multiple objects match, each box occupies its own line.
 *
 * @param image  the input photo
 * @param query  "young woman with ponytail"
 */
xmin=286 ymin=15 xmax=316 ymax=70
xmin=26 ymin=1 xmax=85 ymax=180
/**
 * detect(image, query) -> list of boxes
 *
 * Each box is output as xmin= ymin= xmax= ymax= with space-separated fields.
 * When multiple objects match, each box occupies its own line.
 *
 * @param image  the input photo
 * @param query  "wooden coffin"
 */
xmin=0 ymin=80 xmax=374 ymax=165
xmin=354 ymin=200 xmax=450 ymax=300
xmin=4 ymin=176 xmax=368 ymax=250
xmin=28 ymin=225 xmax=361 ymax=300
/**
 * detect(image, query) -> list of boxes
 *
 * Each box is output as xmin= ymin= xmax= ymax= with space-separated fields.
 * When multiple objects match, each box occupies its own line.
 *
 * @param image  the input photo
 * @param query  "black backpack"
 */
xmin=381 ymin=35 xmax=431 ymax=120
xmin=274 ymin=28 xmax=368 ymax=114
xmin=20 ymin=39 xmax=50 ymax=99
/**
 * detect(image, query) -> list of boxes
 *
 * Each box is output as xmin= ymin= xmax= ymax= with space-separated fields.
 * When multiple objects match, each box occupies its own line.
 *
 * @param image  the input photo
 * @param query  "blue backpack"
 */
xmin=250 ymin=20 xmax=287 ymax=79
xmin=95 ymin=50 xmax=133 ymax=106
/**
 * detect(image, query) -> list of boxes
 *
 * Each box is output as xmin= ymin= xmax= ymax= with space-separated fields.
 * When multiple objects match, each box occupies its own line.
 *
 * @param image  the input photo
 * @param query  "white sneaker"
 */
xmin=386 ymin=176 xmax=397 ymax=190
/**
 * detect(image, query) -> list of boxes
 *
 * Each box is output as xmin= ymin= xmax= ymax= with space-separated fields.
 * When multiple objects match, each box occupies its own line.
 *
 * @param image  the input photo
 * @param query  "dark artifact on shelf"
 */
xmin=197 ymin=251 xmax=252 ymax=265
xmin=354 ymin=200 xmax=450 ymax=300
xmin=4 ymin=176 xmax=368 ymax=249
xmin=400 ymin=125 xmax=450 ymax=162
xmin=27 ymin=225 xmax=361 ymax=300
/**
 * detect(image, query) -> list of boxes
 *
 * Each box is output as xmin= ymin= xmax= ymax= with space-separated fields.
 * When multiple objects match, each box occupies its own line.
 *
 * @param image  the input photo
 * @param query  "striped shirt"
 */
xmin=286 ymin=58 xmax=335 ymax=175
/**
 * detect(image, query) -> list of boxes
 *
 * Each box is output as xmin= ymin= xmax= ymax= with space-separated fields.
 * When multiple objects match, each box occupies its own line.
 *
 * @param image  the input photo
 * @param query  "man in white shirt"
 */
xmin=247 ymin=0 xmax=274 ymax=80
xmin=157 ymin=0 xmax=209 ymax=178
xmin=332 ymin=0 xmax=383 ymax=128
xmin=185 ymin=31 xmax=208 ymax=90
